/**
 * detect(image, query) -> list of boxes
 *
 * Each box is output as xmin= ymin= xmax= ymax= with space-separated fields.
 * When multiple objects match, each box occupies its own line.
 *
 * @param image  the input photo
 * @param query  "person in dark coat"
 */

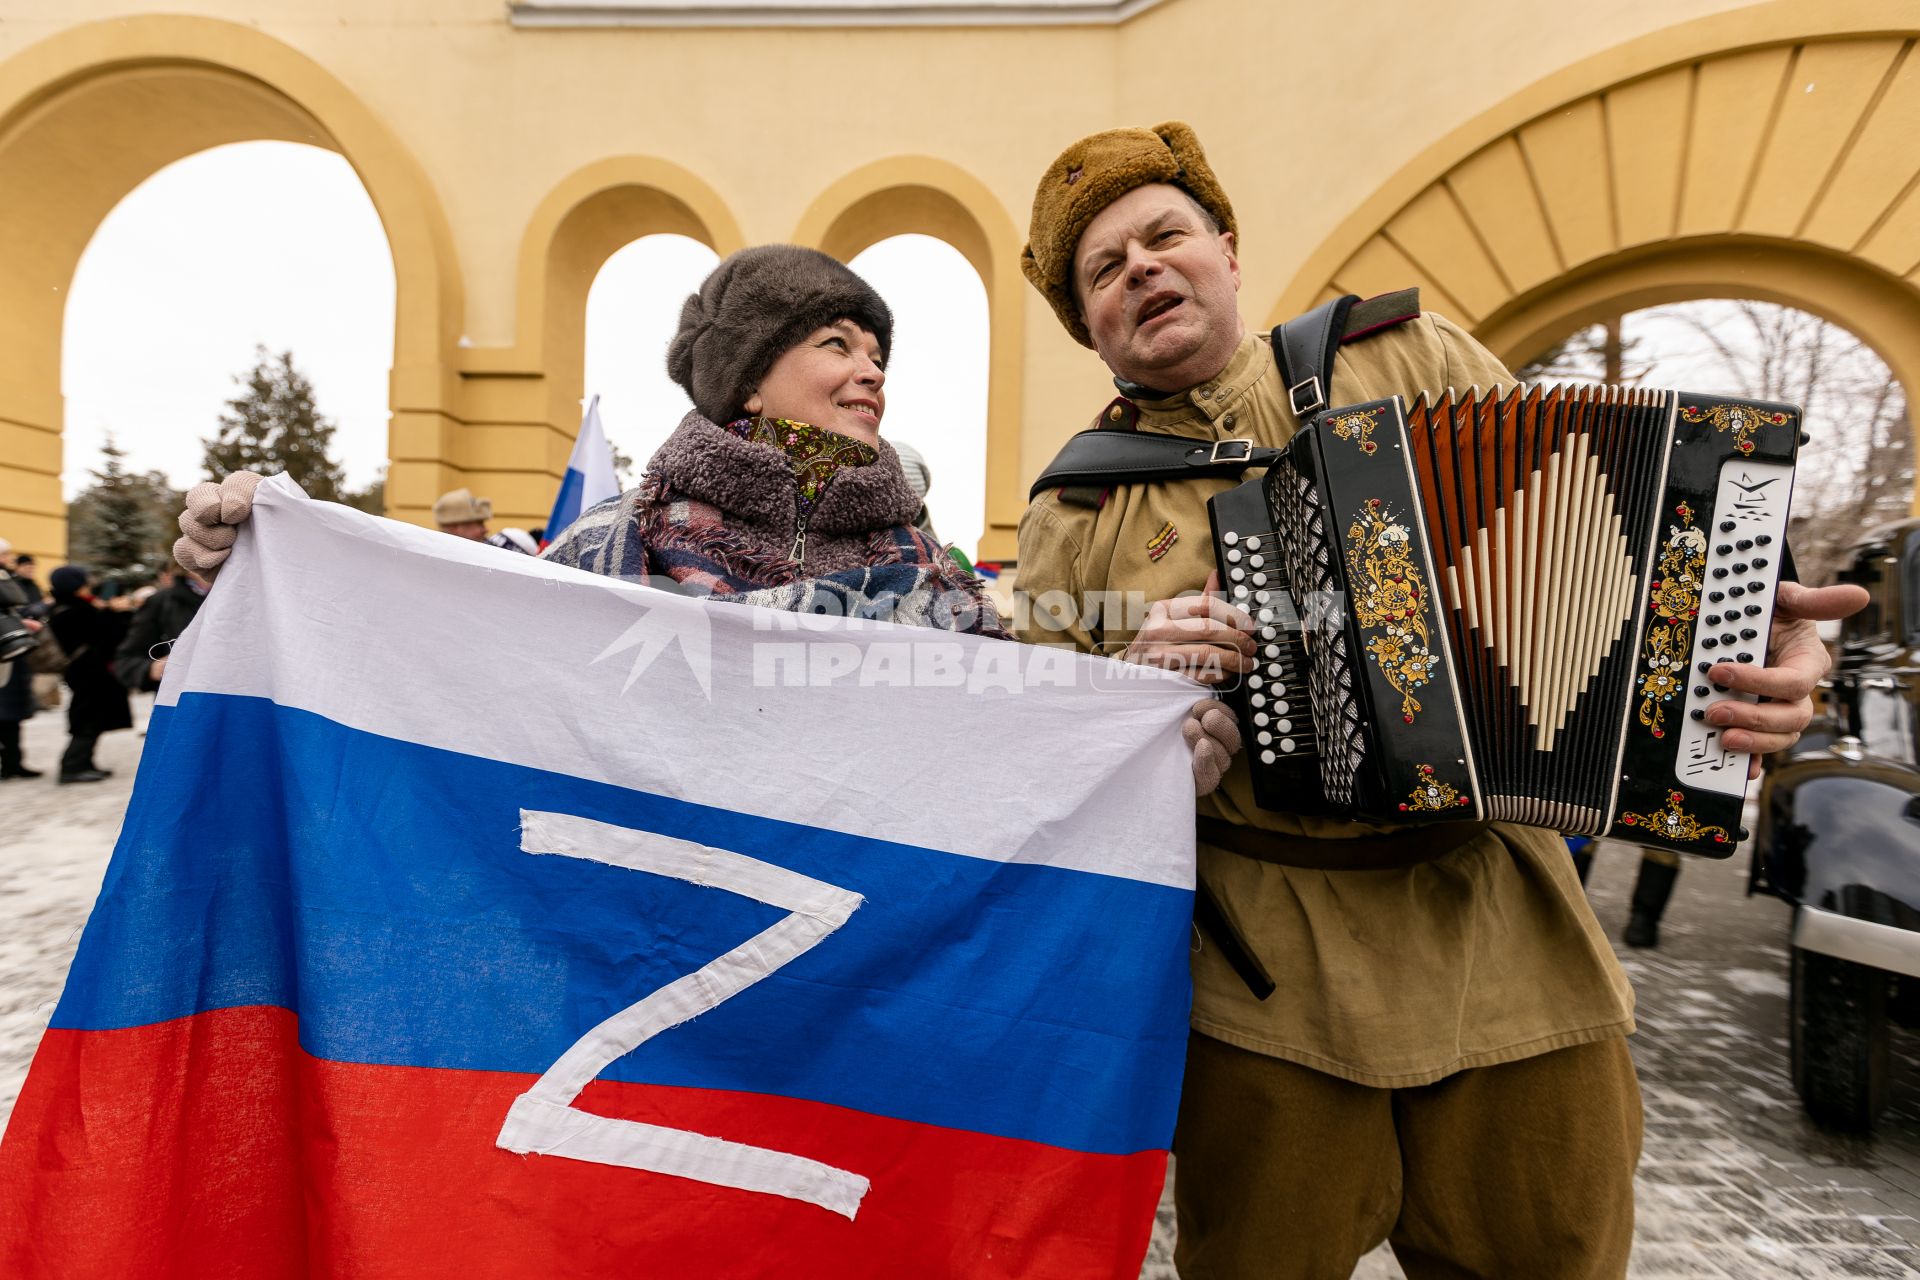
xmin=47 ymin=566 xmax=132 ymax=784
xmin=0 ymin=555 xmax=40 ymax=779
xmin=113 ymin=564 xmax=206 ymax=692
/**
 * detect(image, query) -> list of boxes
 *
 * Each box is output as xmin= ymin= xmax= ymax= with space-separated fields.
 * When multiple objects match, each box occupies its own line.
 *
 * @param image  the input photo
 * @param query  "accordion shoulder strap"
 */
xmin=1026 ymin=428 xmax=1281 ymax=500
xmin=1270 ymin=294 xmax=1358 ymax=419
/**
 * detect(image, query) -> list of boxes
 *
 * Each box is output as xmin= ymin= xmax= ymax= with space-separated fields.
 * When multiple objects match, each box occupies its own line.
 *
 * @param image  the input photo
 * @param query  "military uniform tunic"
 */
xmin=1015 ymin=316 xmax=1635 ymax=1087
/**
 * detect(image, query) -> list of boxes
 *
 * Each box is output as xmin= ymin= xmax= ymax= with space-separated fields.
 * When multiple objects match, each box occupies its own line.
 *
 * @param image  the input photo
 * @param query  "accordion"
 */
xmin=1207 ymin=385 xmax=1801 ymax=857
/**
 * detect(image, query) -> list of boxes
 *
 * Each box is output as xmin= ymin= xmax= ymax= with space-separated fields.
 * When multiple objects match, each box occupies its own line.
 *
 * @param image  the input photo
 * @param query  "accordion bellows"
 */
xmin=1208 ymin=384 xmax=1801 ymax=856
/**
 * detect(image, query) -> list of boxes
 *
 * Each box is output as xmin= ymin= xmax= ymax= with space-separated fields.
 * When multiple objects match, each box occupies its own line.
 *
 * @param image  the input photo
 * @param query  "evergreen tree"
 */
xmin=204 ymin=347 xmax=346 ymax=502
xmin=67 ymin=435 xmax=180 ymax=585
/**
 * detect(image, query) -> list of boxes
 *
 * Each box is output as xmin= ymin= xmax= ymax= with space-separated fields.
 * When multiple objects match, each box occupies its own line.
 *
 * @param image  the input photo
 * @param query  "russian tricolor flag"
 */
xmin=0 ymin=478 xmax=1199 ymax=1278
xmin=545 ymin=394 xmax=622 ymax=541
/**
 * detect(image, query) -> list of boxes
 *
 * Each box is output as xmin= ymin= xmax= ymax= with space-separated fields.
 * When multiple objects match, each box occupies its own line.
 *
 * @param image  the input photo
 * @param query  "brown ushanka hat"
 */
xmin=1021 ymin=121 xmax=1238 ymax=347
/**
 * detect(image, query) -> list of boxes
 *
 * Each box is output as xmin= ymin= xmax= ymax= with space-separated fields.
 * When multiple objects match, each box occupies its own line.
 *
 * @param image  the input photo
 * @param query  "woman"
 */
xmin=175 ymin=246 xmax=1236 ymax=788
xmin=540 ymin=246 xmax=1000 ymax=634
xmin=45 ymin=565 xmax=132 ymax=784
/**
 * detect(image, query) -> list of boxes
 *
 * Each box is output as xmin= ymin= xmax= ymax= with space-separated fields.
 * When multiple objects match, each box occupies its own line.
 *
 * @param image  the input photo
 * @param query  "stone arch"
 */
xmin=1277 ymin=5 xmax=1920 ymax=507
xmin=0 ymin=15 xmax=464 ymax=551
xmin=792 ymin=157 xmax=1026 ymax=557
xmin=486 ymin=157 xmax=746 ymax=467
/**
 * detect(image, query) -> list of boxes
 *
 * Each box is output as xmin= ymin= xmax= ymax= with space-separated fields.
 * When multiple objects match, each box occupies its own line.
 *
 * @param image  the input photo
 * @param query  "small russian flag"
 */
xmin=545 ymin=394 xmax=622 ymax=541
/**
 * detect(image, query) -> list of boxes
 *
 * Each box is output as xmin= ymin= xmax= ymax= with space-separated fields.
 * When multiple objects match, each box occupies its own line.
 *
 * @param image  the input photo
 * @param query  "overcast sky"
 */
xmin=62 ymin=141 xmax=990 ymax=555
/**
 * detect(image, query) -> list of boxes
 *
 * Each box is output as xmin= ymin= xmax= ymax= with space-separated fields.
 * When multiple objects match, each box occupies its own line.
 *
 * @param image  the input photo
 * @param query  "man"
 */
xmin=1013 ymin=122 xmax=1864 ymax=1277
xmin=432 ymin=488 xmax=493 ymax=541
xmin=113 ymin=560 xmax=206 ymax=693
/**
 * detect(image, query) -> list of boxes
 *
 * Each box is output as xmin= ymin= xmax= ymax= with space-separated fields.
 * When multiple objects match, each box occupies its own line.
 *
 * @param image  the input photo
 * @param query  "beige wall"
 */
xmin=0 ymin=0 xmax=1906 ymax=565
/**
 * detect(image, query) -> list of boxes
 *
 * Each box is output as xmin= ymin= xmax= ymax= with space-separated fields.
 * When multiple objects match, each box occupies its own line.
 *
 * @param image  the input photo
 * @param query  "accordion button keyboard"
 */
xmin=1678 ymin=457 xmax=1795 ymax=798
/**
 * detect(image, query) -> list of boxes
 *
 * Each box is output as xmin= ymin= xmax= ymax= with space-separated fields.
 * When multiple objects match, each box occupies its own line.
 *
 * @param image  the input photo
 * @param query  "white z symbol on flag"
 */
xmin=496 ymin=809 xmax=870 ymax=1219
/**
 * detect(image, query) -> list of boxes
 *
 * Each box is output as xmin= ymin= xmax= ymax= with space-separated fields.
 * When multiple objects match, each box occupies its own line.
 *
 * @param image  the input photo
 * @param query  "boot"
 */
xmin=1623 ymin=858 xmax=1680 ymax=948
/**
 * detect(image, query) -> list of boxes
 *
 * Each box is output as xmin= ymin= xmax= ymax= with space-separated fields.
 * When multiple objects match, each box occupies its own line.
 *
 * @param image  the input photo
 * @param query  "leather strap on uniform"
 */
xmin=1027 ymin=429 xmax=1282 ymax=500
xmin=1271 ymin=294 xmax=1357 ymax=420
xmin=1197 ymin=815 xmax=1492 ymax=872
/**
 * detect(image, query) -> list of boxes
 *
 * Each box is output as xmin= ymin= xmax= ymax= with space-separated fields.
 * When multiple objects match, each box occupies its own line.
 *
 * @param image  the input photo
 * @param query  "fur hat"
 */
xmin=1021 ymin=121 xmax=1238 ymax=347
xmin=431 ymin=488 xmax=492 ymax=526
xmin=667 ymin=245 xmax=893 ymax=425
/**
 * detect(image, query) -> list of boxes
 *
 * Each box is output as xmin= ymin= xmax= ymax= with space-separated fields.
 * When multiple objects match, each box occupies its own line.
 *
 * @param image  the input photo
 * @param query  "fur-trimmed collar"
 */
xmin=645 ymin=410 xmax=921 ymax=535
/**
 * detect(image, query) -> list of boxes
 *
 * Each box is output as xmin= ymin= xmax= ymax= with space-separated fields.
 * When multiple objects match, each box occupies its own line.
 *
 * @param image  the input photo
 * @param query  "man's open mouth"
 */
xmin=1137 ymin=295 xmax=1185 ymax=325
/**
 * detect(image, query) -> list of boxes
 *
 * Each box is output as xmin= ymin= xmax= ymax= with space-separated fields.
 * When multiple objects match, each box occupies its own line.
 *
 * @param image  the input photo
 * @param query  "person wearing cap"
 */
xmin=1013 ymin=122 xmax=1862 ymax=1277
xmin=432 ymin=489 xmax=493 ymax=541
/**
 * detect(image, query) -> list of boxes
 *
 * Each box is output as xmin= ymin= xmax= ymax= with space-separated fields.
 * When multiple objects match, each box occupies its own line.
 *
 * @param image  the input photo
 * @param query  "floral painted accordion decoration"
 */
xmin=1205 ymin=385 xmax=1800 ymax=856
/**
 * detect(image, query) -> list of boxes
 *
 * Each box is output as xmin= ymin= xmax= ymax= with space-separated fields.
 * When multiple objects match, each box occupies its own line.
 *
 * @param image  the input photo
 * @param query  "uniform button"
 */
xmin=1108 ymin=405 xmax=1124 ymax=422
xmin=1222 ymin=414 xmax=1236 ymax=429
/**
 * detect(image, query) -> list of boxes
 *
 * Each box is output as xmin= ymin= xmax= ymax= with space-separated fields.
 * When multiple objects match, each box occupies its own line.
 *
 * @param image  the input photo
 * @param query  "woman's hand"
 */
xmin=174 ymin=471 xmax=265 ymax=579
xmin=1184 ymin=697 xmax=1243 ymax=797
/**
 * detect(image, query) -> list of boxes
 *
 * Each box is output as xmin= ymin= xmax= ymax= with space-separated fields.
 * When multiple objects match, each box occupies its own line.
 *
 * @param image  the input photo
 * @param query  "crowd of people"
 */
xmin=2 ymin=119 xmax=1873 ymax=1277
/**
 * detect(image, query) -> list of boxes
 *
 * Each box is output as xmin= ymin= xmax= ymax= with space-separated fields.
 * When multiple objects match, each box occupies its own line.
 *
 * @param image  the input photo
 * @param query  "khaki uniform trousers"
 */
xmin=1172 ymin=1032 xmax=1642 ymax=1279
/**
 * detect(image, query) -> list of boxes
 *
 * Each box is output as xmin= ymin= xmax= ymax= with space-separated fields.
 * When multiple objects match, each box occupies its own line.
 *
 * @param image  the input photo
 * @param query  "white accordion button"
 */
xmin=1260 ymin=750 xmax=1277 ymax=764
xmin=1264 ymin=644 xmax=1281 ymax=658
xmin=1251 ymin=573 xmax=1268 ymax=586
xmin=1274 ymin=700 xmax=1290 ymax=714
xmin=1261 ymin=626 xmax=1278 ymax=640
xmin=1276 ymin=719 xmax=1292 ymax=733
xmin=1223 ymin=532 xmax=1239 ymax=546
xmin=1248 ymin=675 xmax=1263 ymax=690
xmin=1249 ymin=554 xmax=1265 ymax=568
xmin=1246 ymin=537 xmax=1262 ymax=550
xmin=1250 ymin=693 xmax=1267 ymax=707
xmin=1230 ymin=568 xmax=1246 ymax=582
xmin=1253 ymin=712 xmax=1270 ymax=727
xmin=1279 ymin=738 xmax=1298 ymax=753
xmin=1257 ymin=731 xmax=1272 ymax=746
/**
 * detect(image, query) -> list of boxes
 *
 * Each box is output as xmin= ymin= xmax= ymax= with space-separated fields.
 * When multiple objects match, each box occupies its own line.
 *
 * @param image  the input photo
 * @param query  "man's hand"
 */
xmin=1184 ymin=698 xmax=1243 ymax=796
xmin=174 ymin=471 xmax=265 ymax=579
xmin=1705 ymin=581 xmax=1869 ymax=773
xmin=1121 ymin=571 xmax=1254 ymax=685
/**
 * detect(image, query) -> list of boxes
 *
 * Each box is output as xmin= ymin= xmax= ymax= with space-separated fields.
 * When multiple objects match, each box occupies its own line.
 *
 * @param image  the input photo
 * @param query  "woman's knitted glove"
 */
xmin=1183 ymin=697 xmax=1243 ymax=797
xmin=173 ymin=471 xmax=266 ymax=579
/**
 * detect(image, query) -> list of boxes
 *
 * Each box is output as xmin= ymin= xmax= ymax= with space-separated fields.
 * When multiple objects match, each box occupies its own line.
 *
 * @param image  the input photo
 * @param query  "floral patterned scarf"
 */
xmin=723 ymin=417 xmax=878 ymax=521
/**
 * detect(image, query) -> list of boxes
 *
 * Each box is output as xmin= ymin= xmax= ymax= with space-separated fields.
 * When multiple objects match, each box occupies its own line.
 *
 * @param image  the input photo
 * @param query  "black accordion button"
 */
xmin=1716 ymin=544 xmax=1733 ymax=556
xmin=1744 ymin=605 xmax=1763 ymax=617
xmin=1729 ymin=586 xmax=1745 ymax=598
xmin=1748 ymin=581 xmax=1766 ymax=593
xmin=1694 ymin=685 xmax=1710 ymax=697
xmin=1753 ymin=557 xmax=1769 ymax=569
xmin=1741 ymin=628 xmax=1758 ymax=640
xmin=1698 ymin=661 xmax=1714 ymax=673
xmin=1737 ymin=539 xmax=1754 ymax=551
xmin=1721 ymin=633 xmax=1737 ymax=644
xmin=1736 ymin=653 xmax=1754 ymax=664
xmin=1720 ymin=519 xmax=1736 ymax=532
xmin=1703 ymin=613 xmax=1720 ymax=626
xmin=1708 ymin=591 xmax=1726 ymax=603
xmin=1731 ymin=562 xmax=1749 ymax=574
xmin=1757 ymin=534 xmax=1774 ymax=546
xmin=1703 ymin=638 xmax=1719 ymax=649
xmin=1712 ymin=568 xmax=1729 ymax=579
xmin=1691 ymin=709 xmax=1707 ymax=721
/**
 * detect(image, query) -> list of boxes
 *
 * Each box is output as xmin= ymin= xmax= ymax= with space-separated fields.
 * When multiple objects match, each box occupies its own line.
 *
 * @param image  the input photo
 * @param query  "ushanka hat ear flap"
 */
xmin=1021 ymin=121 xmax=1237 ymax=347
xmin=668 ymin=245 xmax=894 ymax=424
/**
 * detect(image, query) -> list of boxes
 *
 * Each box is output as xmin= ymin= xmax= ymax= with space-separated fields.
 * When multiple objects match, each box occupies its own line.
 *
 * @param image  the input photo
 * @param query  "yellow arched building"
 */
xmin=1 ymin=0 xmax=1912 ymax=564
